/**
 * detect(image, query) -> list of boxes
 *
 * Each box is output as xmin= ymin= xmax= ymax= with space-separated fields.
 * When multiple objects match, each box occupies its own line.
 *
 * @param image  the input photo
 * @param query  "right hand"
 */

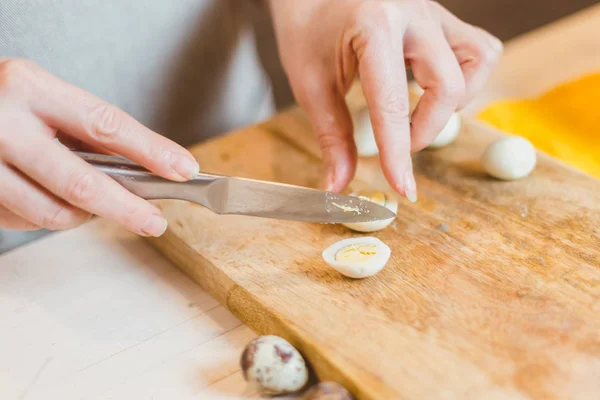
xmin=268 ymin=0 xmax=503 ymax=199
xmin=0 ymin=58 xmax=200 ymax=236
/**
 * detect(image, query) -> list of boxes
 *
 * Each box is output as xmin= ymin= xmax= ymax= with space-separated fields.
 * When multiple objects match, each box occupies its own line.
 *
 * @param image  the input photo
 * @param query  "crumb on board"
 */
xmin=438 ymin=223 xmax=449 ymax=233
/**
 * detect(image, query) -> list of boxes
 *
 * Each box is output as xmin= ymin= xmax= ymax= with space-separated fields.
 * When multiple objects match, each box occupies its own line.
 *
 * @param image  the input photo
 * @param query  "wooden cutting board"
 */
xmin=148 ymin=83 xmax=600 ymax=400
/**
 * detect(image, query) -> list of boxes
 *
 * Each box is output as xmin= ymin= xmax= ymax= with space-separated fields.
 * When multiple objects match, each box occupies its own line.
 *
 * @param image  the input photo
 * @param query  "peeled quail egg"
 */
xmin=304 ymin=382 xmax=354 ymax=400
xmin=481 ymin=136 xmax=537 ymax=180
xmin=240 ymin=335 xmax=309 ymax=396
xmin=342 ymin=190 xmax=397 ymax=233
xmin=351 ymin=84 xmax=460 ymax=154
xmin=407 ymin=82 xmax=461 ymax=149
xmin=322 ymin=237 xmax=391 ymax=279
xmin=427 ymin=113 xmax=462 ymax=149
xmin=351 ymin=107 xmax=378 ymax=157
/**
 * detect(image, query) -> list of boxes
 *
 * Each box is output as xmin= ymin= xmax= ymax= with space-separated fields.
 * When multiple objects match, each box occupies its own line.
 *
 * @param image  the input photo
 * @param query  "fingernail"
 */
xmin=170 ymin=153 xmax=200 ymax=180
xmin=403 ymin=167 xmax=418 ymax=203
xmin=141 ymin=214 xmax=168 ymax=237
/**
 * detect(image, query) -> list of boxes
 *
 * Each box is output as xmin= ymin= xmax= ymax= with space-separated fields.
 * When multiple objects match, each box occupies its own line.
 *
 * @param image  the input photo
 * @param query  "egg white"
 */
xmin=322 ymin=237 xmax=391 ymax=279
xmin=342 ymin=191 xmax=398 ymax=233
xmin=481 ymin=136 xmax=537 ymax=180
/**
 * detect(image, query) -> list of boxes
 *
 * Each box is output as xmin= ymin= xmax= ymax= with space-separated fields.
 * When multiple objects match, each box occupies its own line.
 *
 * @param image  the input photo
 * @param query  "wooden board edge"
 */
xmin=146 ymin=228 xmax=236 ymax=307
xmin=146 ymin=227 xmax=391 ymax=400
xmin=226 ymin=286 xmax=385 ymax=400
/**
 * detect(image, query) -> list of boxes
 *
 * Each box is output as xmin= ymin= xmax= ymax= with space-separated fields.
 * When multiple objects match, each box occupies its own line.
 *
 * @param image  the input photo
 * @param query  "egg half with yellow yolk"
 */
xmin=322 ymin=237 xmax=391 ymax=278
xmin=342 ymin=190 xmax=398 ymax=232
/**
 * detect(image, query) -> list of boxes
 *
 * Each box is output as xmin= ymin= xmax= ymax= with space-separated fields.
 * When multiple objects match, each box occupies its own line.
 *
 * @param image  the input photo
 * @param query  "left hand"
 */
xmin=266 ymin=0 xmax=502 ymax=201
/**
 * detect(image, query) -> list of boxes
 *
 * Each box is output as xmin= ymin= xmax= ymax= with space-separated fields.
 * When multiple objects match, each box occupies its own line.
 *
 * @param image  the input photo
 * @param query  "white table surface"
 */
xmin=2 ymin=4 xmax=600 ymax=399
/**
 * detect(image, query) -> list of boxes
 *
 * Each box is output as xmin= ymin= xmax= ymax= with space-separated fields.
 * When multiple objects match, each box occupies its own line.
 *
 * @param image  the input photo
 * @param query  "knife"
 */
xmin=75 ymin=152 xmax=396 ymax=224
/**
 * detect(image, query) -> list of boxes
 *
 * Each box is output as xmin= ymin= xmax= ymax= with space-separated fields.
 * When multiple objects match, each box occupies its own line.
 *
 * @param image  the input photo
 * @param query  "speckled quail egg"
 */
xmin=322 ymin=237 xmax=391 ymax=279
xmin=481 ymin=136 xmax=537 ymax=180
xmin=240 ymin=335 xmax=309 ymax=396
xmin=342 ymin=190 xmax=397 ymax=233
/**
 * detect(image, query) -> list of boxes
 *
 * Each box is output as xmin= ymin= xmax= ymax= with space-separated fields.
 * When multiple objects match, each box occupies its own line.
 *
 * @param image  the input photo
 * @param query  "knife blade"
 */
xmin=212 ymin=176 xmax=396 ymax=223
xmin=76 ymin=151 xmax=396 ymax=224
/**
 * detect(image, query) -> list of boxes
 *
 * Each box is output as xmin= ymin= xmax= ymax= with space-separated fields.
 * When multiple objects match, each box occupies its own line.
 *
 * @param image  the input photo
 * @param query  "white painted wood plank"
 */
xmin=203 ymin=370 xmax=297 ymax=399
xmin=0 ymin=219 xmax=249 ymax=400
xmin=23 ymin=308 xmax=243 ymax=399
xmin=89 ymin=325 xmax=254 ymax=400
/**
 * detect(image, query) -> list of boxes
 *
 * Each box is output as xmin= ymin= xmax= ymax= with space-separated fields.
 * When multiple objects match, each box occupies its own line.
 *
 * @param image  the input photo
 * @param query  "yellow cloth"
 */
xmin=477 ymin=72 xmax=600 ymax=179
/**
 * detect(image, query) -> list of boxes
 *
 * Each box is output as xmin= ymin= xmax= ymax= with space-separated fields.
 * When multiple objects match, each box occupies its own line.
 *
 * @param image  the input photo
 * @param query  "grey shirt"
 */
xmin=0 ymin=0 xmax=278 ymax=147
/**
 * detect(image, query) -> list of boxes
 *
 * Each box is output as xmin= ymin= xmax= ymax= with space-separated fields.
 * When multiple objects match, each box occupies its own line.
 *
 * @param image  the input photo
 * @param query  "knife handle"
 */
xmin=74 ymin=151 xmax=220 ymax=209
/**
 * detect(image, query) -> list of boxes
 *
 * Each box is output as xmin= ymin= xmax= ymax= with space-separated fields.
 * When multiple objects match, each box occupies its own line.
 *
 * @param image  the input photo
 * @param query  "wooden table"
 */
xmin=1 ymin=4 xmax=599 ymax=399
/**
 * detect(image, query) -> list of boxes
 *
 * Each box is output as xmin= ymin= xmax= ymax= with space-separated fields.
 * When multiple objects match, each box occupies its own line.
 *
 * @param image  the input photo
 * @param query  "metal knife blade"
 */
xmin=209 ymin=176 xmax=396 ymax=223
xmin=76 ymin=151 xmax=396 ymax=224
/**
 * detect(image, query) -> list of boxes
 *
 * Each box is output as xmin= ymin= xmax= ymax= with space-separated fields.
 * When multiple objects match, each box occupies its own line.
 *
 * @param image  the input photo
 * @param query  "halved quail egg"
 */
xmin=342 ymin=190 xmax=397 ymax=233
xmin=322 ymin=237 xmax=391 ymax=278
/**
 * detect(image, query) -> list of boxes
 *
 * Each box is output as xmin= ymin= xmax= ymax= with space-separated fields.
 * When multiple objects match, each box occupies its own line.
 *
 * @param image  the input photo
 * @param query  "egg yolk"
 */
xmin=335 ymin=244 xmax=379 ymax=265
xmin=357 ymin=191 xmax=386 ymax=206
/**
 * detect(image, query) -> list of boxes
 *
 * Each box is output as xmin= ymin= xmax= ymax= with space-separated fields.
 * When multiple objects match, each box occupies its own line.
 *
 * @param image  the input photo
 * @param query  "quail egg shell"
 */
xmin=240 ymin=335 xmax=309 ymax=395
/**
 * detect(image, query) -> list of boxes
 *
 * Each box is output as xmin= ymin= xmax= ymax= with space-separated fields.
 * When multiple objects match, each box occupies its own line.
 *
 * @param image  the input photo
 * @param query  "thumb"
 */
xmin=294 ymin=73 xmax=356 ymax=193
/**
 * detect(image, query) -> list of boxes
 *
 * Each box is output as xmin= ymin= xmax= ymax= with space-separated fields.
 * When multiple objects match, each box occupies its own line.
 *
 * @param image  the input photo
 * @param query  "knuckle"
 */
xmin=87 ymin=103 xmax=125 ymax=143
xmin=120 ymin=204 xmax=153 ymax=230
xmin=39 ymin=206 xmax=75 ymax=230
xmin=121 ymin=207 xmax=142 ymax=228
xmin=20 ymin=221 xmax=41 ymax=231
xmin=435 ymin=76 xmax=465 ymax=106
xmin=317 ymin=125 xmax=349 ymax=152
xmin=475 ymin=41 xmax=502 ymax=66
xmin=147 ymin=147 xmax=171 ymax=166
xmin=378 ymin=89 xmax=411 ymax=120
xmin=350 ymin=1 xmax=396 ymax=34
xmin=0 ymin=58 xmax=37 ymax=92
xmin=472 ymin=27 xmax=503 ymax=64
xmin=6 ymin=219 xmax=39 ymax=231
xmin=65 ymin=172 xmax=99 ymax=205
